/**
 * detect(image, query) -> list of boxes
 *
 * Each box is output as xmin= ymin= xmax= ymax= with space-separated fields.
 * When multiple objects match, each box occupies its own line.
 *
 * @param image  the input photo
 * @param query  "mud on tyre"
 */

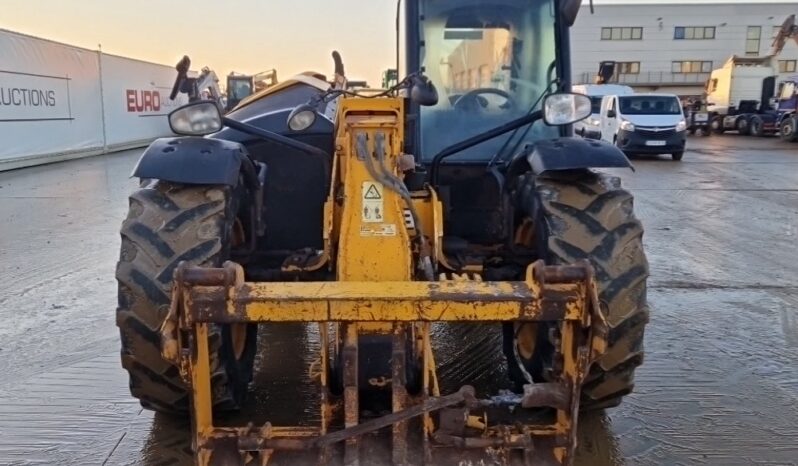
xmin=116 ymin=181 xmax=256 ymax=414
xmin=505 ymin=171 xmax=649 ymax=410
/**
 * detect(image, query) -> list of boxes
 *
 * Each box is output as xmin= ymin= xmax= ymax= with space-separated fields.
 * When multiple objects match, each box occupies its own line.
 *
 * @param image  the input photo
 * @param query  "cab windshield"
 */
xmin=418 ymin=0 xmax=558 ymax=161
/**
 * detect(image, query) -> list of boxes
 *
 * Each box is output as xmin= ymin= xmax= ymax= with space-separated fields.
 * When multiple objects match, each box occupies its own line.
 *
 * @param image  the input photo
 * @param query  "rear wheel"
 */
xmin=735 ymin=117 xmax=750 ymax=135
xmin=671 ymin=152 xmax=684 ymax=161
xmin=116 ymin=181 xmax=257 ymax=414
xmin=506 ymin=172 xmax=649 ymax=410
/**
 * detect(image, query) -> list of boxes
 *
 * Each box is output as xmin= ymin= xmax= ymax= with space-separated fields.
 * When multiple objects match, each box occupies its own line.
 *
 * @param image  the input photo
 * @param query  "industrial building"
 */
xmin=571 ymin=1 xmax=798 ymax=97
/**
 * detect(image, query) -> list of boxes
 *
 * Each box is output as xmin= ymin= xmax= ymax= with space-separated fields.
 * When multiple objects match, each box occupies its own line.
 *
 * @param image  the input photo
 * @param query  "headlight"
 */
xmin=168 ymin=101 xmax=222 ymax=136
xmin=620 ymin=120 xmax=635 ymax=131
xmin=676 ymin=119 xmax=687 ymax=132
xmin=588 ymin=117 xmax=601 ymax=126
xmin=286 ymin=104 xmax=318 ymax=132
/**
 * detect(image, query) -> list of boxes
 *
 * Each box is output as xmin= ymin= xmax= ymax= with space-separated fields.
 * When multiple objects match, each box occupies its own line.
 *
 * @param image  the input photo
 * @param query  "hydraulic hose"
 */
xmin=356 ymin=132 xmax=435 ymax=281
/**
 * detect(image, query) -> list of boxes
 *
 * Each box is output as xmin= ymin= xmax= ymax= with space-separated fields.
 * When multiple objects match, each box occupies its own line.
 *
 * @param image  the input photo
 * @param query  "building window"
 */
xmin=672 ymin=61 xmax=713 ymax=73
xmin=601 ymin=27 xmax=643 ymax=40
xmin=674 ymin=26 xmax=716 ymax=40
xmin=779 ymin=60 xmax=797 ymax=73
xmin=617 ymin=62 xmax=640 ymax=74
xmin=746 ymin=26 xmax=762 ymax=55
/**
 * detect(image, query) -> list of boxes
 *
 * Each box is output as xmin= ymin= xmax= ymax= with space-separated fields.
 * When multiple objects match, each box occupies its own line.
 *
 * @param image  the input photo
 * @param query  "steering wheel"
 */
xmin=454 ymin=88 xmax=517 ymax=112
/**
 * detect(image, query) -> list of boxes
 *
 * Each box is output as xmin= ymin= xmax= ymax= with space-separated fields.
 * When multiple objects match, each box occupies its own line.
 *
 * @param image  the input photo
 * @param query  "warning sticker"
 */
xmin=360 ymin=224 xmax=397 ymax=237
xmin=362 ymin=181 xmax=384 ymax=223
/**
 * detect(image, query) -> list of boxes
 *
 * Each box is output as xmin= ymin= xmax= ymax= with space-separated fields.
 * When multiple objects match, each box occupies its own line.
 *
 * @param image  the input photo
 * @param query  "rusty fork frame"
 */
xmin=160 ymin=260 xmax=608 ymax=466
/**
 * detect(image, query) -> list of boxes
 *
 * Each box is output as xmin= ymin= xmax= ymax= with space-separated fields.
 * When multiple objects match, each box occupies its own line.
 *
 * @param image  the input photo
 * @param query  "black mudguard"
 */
xmin=527 ymin=137 xmax=633 ymax=176
xmin=132 ymin=137 xmax=248 ymax=186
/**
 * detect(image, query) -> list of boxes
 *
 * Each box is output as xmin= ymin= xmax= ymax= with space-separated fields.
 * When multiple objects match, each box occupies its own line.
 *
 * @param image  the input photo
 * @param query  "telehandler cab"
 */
xmin=117 ymin=0 xmax=648 ymax=464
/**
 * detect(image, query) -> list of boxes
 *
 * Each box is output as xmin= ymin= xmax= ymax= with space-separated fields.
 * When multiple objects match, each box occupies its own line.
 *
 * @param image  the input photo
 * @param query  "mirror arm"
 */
xmin=221 ymin=117 xmax=330 ymax=160
xmin=429 ymin=110 xmax=542 ymax=187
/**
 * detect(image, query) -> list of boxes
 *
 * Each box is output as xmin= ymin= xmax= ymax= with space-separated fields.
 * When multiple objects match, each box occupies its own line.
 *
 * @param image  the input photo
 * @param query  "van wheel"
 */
xmin=671 ymin=152 xmax=684 ymax=161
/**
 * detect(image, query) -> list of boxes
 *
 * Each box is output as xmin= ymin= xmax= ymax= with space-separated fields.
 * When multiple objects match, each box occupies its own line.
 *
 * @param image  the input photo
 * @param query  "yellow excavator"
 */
xmin=117 ymin=1 xmax=648 ymax=464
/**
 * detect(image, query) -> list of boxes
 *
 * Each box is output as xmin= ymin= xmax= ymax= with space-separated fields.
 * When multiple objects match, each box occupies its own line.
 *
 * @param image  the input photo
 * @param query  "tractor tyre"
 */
xmin=735 ymin=117 xmax=750 ymax=135
xmin=116 ymin=181 xmax=257 ymax=414
xmin=780 ymin=117 xmax=798 ymax=142
xmin=505 ymin=172 xmax=649 ymax=411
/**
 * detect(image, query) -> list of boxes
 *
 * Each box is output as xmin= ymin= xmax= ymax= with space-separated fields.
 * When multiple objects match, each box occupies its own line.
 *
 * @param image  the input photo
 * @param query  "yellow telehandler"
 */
xmin=116 ymin=1 xmax=648 ymax=464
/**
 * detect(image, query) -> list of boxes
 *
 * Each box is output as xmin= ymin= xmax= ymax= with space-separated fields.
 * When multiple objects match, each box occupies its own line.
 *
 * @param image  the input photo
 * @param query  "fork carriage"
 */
xmin=161 ymin=260 xmax=607 ymax=465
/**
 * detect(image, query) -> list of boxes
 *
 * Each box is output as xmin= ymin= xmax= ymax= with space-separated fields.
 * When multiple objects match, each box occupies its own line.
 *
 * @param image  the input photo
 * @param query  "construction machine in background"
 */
xmin=118 ymin=1 xmax=648 ymax=464
xmin=706 ymin=14 xmax=798 ymax=137
xmin=382 ymin=68 xmax=399 ymax=89
xmin=227 ymin=69 xmax=279 ymax=109
xmin=595 ymin=60 xmax=616 ymax=84
xmin=170 ymin=56 xmax=278 ymax=112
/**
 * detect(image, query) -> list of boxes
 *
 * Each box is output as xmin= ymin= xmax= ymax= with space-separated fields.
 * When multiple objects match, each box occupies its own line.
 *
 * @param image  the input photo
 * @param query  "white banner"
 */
xmin=0 ymin=29 xmax=104 ymax=163
xmin=100 ymin=54 xmax=190 ymax=148
xmin=0 ymin=29 xmax=195 ymax=170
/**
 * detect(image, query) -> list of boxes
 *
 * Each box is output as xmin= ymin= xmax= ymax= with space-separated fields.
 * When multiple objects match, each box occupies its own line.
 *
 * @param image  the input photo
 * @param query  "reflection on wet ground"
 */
xmin=1 ymin=136 xmax=797 ymax=465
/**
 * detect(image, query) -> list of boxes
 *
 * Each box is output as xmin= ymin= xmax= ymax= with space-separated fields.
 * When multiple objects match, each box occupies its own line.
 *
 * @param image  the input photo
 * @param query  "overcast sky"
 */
xmin=2 ymin=0 xmax=795 ymax=85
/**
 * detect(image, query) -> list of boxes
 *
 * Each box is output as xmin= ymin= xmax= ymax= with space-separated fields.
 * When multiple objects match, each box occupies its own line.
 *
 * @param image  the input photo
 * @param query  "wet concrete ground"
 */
xmin=1 ymin=136 xmax=797 ymax=465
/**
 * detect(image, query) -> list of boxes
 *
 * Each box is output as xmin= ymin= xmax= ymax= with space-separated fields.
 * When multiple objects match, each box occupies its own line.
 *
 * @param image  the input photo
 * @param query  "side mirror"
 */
xmin=410 ymin=74 xmax=439 ymax=106
xmin=607 ymin=109 xmax=617 ymax=118
xmin=168 ymin=100 xmax=222 ymax=136
xmin=543 ymin=93 xmax=592 ymax=126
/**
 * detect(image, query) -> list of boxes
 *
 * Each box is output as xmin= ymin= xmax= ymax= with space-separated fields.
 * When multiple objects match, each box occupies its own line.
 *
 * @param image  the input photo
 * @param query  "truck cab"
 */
xmin=600 ymin=93 xmax=687 ymax=161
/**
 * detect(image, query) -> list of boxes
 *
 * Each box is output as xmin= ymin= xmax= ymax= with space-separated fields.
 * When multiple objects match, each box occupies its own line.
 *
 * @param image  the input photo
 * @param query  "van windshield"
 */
xmin=619 ymin=96 xmax=681 ymax=115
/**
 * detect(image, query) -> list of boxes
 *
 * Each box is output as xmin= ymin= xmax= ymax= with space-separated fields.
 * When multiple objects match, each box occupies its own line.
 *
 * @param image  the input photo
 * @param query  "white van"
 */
xmin=600 ymin=93 xmax=687 ymax=161
xmin=572 ymin=84 xmax=633 ymax=139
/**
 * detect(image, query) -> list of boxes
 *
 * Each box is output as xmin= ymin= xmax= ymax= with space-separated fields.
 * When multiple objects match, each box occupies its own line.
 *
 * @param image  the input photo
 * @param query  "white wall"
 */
xmin=571 ymin=2 xmax=798 ymax=95
xmin=0 ymin=29 xmax=190 ymax=171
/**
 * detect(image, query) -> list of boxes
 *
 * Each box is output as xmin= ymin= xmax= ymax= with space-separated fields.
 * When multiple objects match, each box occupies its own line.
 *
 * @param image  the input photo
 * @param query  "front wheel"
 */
xmin=505 ymin=172 xmax=650 ymax=410
xmin=671 ymin=151 xmax=684 ymax=161
xmin=116 ymin=181 xmax=257 ymax=414
xmin=781 ymin=117 xmax=798 ymax=142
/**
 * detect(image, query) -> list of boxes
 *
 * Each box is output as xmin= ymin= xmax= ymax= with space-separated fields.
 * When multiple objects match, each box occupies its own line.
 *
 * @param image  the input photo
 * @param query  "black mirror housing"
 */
xmin=410 ymin=75 xmax=439 ymax=106
xmin=561 ymin=0 xmax=582 ymax=27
